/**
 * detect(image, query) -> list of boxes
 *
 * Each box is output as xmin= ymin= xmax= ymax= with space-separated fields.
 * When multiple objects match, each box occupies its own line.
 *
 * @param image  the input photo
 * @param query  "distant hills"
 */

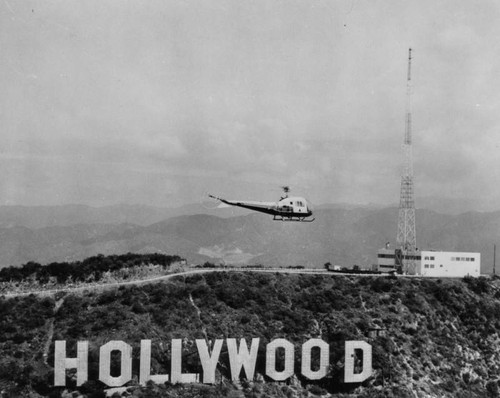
xmin=0 ymin=203 xmax=249 ymax=229
xmin=0 ymin=195 xmax=485 ymax=229
xmin=0 ymin=203 xmax=497 ymax=273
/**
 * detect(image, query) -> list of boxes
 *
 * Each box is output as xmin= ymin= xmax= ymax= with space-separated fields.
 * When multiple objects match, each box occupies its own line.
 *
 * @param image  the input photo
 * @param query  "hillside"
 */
xmin=0 ymin=203 xmax=249 ymax=229
xmin=2 ymin=269 xmax=500 ymax=397
xmin=0 ymin=207 xmax=498 ymax=273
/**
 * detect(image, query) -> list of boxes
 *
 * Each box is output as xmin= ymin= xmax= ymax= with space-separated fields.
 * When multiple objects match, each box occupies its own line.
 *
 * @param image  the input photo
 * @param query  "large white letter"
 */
xmin=301 ymin=339 xmax=329 ymax=380
xmin=344 ymin=341 xmax=372 ymax=383
xmin=99 ymin=341 xmax=132 ymax=387
xmin=266 ymin=339 xmax=294 ymax=381
xmin=196 ymin=339 xmax=223 ymax=384
xmin=139 ymin=340 xmax=169 ymax=385
xmin=171 ymin=339 xmax=199 ymax=383
xmin=54 ymin=341 xmax=88 ymax=386
xmin=227 ymin=338 xmax=260 ymax=381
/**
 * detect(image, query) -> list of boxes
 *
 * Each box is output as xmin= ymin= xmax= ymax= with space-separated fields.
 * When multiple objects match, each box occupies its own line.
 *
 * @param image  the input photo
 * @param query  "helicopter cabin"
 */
xmin=279 ymin=197 xmax=308 ymax=214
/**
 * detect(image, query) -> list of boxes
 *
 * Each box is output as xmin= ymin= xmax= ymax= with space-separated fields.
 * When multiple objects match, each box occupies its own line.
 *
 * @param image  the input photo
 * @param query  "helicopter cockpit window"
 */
xmin=296 ymin=201 xmax=303 ymax=207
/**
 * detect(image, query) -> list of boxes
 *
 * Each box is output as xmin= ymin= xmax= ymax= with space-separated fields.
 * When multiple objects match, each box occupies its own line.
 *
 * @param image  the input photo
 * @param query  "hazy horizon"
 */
xmin=2 ymin=1 xmax=500 ymax=211
xmin=0 ymin=195 xmax=497 ymax=217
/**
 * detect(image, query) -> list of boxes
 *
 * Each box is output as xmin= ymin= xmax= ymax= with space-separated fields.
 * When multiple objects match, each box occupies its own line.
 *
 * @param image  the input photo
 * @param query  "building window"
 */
xmin=424 ymin=264 xmax=429 ymax=268
xmin=430 ymin=264 xmax=435 ymax=268
xmin=424 ymin=256 xmax=429 ymax=260
xmin=440 ymin=264 xmax=443 ymax=267
xmin=378 ymin=254 xmax=396 ymax=259
xmin=430 ymin=256 xmax=435 ymax=260
xmin=471 ymin=258 xmax=475 ymax=262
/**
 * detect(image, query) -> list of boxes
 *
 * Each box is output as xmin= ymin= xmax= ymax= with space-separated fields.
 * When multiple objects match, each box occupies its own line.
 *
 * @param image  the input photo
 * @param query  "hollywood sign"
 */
xmin=54 ymin=338 xmax=372 ymax=387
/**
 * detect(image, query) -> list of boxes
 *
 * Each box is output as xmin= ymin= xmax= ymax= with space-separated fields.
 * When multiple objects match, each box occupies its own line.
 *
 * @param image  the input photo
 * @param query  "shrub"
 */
xmin=463 ymin=276 xmax=490 ymax=295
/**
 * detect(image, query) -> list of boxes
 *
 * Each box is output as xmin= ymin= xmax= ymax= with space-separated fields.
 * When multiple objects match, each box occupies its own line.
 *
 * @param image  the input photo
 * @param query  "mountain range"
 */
xmin=0 ymin=203 xmax=497 ymax=273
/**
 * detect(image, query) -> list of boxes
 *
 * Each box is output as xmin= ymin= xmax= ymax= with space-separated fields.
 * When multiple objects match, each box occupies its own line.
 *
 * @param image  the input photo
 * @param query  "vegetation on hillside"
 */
xmin=0 ymin=253 xmax=184 ymax=295
xmin=0 ymin=253 xmax=183 ymax=283
xmin=1 ymin=258 xmax=500 ymax=397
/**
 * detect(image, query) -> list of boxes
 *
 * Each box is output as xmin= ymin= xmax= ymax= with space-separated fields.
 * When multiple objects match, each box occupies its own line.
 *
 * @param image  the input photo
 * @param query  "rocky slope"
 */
xmin=2 ymin=269 xmax=500 ymax=397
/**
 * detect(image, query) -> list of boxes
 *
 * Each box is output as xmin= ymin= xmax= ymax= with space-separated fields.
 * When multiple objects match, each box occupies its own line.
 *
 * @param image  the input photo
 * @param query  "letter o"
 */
xmin=301 ymin=339 xmax=329 ymax=380
xmin=99 ymin=341 xmax=132 ymax=387
xmin=266 ymin=339 xmax=294 ymax=381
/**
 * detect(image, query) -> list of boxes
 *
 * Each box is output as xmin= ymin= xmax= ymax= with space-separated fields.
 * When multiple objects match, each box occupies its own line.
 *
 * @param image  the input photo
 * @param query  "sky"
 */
xmin=1 ymin=0 xmax=500 ymax=210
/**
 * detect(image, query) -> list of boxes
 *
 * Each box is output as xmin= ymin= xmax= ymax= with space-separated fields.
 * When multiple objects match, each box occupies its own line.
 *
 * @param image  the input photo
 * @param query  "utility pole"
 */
xmin=494 ymin=244 xmax=497 ymax=276
xmin=396 ymin=48 xmax=417 ymax=274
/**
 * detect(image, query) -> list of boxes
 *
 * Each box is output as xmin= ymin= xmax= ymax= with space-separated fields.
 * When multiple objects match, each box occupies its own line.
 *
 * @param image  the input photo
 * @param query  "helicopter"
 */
xmin=208 ymin=186 xmax=315 ymax=222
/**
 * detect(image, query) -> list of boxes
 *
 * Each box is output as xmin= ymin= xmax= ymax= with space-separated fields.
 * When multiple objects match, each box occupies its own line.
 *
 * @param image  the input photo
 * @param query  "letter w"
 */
xmin=227 ymin=338 xmax=259 ymax=381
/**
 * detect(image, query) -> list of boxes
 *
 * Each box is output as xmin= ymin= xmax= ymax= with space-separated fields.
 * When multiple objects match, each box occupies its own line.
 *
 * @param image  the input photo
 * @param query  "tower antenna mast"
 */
xmin=396 ymin=48 xmax=417 ymax=274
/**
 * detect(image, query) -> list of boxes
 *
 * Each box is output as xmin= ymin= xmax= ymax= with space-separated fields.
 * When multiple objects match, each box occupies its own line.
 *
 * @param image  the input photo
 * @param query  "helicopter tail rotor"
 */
xmin=201 ymin=191 xmax=223 ymax=209
xmin=204 ymin=192 xmax=232 ymax=208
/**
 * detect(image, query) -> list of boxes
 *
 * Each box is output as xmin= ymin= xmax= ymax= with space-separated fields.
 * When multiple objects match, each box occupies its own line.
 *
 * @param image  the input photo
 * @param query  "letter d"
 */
xmin=344 ymin=341 xmax=372 ymax=383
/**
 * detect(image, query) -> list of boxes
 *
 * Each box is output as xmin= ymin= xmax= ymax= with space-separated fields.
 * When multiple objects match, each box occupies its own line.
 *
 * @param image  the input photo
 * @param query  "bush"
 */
xmin=370 ymin=277 xmax=394 ymax=293
xmin=463 ymin=276 xmax=490 ymax=295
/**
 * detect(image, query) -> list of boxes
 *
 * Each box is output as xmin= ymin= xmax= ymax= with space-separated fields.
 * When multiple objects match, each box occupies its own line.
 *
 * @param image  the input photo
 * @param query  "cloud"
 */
xmin=1 ymin=0 xmax=500 ymax=209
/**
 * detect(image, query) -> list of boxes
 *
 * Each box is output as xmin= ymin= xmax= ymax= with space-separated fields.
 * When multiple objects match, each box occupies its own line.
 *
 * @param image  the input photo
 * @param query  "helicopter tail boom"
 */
xmin=207 ymin=192 xmax=314 ymax=222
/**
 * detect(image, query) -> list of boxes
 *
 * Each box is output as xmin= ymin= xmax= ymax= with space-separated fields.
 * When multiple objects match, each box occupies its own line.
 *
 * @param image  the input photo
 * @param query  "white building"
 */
xmin=417 ymin=251 xmax=480 ymax=277
xmin=376 ymin=248 xmax=420 ymax=274
xmin=377 ymin=249 xmax=481 ymax=277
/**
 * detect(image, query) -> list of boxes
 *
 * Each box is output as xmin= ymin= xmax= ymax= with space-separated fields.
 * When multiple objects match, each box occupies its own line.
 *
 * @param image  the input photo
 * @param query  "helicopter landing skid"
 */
xmin=273 ymin=215 xmax=315 ymax=223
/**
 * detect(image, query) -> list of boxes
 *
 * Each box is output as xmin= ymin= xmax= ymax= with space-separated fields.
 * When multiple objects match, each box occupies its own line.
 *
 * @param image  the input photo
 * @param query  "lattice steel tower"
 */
xmin=396 ymin=48 xmax=417 ymax=274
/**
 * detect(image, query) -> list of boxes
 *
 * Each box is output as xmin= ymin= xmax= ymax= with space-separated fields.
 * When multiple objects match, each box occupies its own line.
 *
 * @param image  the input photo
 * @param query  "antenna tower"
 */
xmin=396 ymin=48 xmax=417 ymax=274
